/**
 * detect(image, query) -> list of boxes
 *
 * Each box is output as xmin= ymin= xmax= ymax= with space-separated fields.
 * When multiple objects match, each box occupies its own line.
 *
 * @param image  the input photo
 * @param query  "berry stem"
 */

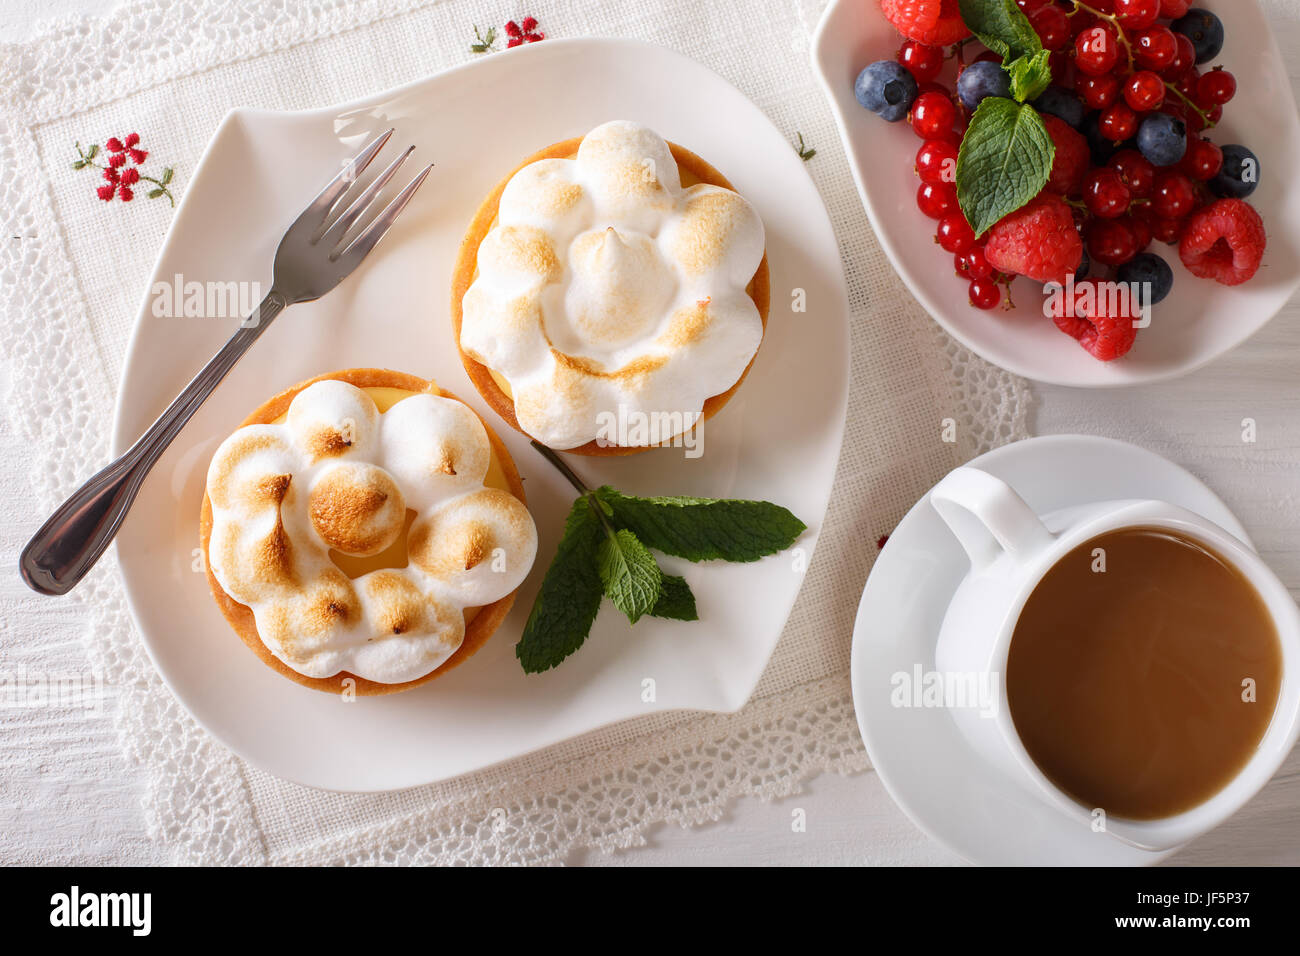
xmin=1163 ymin=81 xmax=1217 ymax=130
xmin=1068 ymin=1 xmax=1136 ymax=72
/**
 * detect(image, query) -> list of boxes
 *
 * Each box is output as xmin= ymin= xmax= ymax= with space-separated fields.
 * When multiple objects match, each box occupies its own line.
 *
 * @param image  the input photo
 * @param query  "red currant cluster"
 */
xmin=895 ymin=0 xmax=1242 ymax=311
xmin=1047 ymin=0 xmax=1234 ymax=266
xmin=903 ymin=58 xmax=1011 ymax=310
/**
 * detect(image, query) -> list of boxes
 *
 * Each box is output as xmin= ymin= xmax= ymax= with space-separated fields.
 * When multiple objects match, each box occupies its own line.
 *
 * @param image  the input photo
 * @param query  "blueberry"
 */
xmin=1172 ymin=9 xmax=1225 ymax=64
xmin=957 ymin=61 xmax=1011 ymax=111
xmin=1033 ymin=85 xmax=1085 ymax=130
xmin=855 ymin=60 xmax=918 ymax=122
xmin=1118 ymin=253 xmax=1174 ymax=308
xmin=1137 ymin=113 xmax=1187 ymax=167
xmin=1073 ymin=247 xmax=1091 ymax=281
xmin=1211 ymin=144 xmax=1261 ymax=199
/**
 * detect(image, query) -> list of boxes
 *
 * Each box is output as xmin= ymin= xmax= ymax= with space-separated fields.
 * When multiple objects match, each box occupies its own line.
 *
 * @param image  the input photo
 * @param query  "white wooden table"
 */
xmin=1 ymin=0 xmax=1297 ymax=866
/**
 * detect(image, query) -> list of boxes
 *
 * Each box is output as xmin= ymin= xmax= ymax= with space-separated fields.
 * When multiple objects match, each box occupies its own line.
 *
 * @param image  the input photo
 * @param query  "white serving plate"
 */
xmin=111 ymin=38 xmax=850 ymax=791
xmin=812 ymin=0 xmax=1300 ymax=387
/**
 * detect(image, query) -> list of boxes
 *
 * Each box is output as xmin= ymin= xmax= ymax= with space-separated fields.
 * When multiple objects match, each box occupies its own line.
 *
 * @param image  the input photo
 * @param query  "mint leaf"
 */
xmin=1007 ymin=50 xmax=1052 ymax=103
xmin=595 ymin=487 xmax=805 ymax=563
xmin=956 ymin=97 xmax=1054 ymax=237
xmin=650 ymin=574 xmax=698 ymax=621
xmin=597 ymin=529 xmax=662 ymax=624
xmin=958 ymin=0 xmax=1042 ymax=62
xmin=515 ymin=499 xmax=603 ymax=673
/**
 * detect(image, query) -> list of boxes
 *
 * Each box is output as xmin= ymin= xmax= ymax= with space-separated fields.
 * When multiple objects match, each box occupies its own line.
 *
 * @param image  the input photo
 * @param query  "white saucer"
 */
xmin=849 ymin=435 xmax=1253 ymax=865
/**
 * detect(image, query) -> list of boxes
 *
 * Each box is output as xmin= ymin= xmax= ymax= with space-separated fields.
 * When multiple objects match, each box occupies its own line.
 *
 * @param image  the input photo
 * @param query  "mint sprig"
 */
xmin=515 ymin=443 xmax=804 ymax=673
xmin=957 ymin=97 xmax=1054 ymax=237
xmin=594 ymin=487 xmax=808 ymax=563
xmin=1006 ymin=48 xmax=1052 ymax=104
xmin=597 ymin=528 xmax=662 ymax=624
xmin=514 ymin=498 xmax=604 ymax=674
xmin=958 ymin=0 xmax=1041 ymax=63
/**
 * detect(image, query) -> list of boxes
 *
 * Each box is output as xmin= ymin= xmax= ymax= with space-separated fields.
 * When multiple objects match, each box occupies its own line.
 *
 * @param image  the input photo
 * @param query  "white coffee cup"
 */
xmin=930 ymin=466 xmax=1300 ymax=851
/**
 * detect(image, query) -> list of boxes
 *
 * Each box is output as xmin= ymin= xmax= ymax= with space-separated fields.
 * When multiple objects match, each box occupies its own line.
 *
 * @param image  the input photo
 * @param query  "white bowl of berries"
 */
xmin=812 ymin=0 xmax=1300 ymax=386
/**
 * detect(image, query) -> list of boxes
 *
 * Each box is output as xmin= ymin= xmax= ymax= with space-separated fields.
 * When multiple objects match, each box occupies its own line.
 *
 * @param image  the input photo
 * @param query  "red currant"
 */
xmin=1114 ymin=0 xmax=1159 ymax=30
xmin=955 ymin=245 xmax=993 ymax=280
xmin=1124 ymin=71 xmax=1166 ymax=111
xmin=1150 ymin=216 xmax=1186 ymax=244
xmin=1075 ymin=25 xmax=1121 ymax=76
xmin=1110 ymin=149 xmax=1156 ymax=198
xmin=1164 ymin=33 xmax=1196 ymax=79
xmin=1015 ymin=0 xmax=1049 ymax=12
xmin=969 ymin=277 xmax=1001 ymax=310
xmin=910 ymin=91 xmax=959 ymax=141
xmin=937 ymin=214 xmax=976 ymax=253
xmin=1100 ymin=103 xmax=1139 ymax=142
xmin=1175 ymin=69 xmax=1200 ymax=102
xmin=915 ymin=139 xmax=959 ymax=185
xmin=1197 ymin=68 xmax=1236 ymax=107
xmin=1133 ymin=25 xmax=1176 ymax=72
xmin=1151 ymin=172 xmax=1197 ymax=219
xmin=917 ymin=181 xmax=958 ymax=219
xmin=1087 ymin=218 xmax=1140 ymax=267
xmin=1129 ymin=215 xmax=1152 ymax=253
xmin=1084 ymin=168 xmax=1132 ymax=218
xmin=1179 ymin=137 xmax=1223 ymax=181
xmin=1077 ymin=72 xmax=1121 ymax=110
xmin=1029 ymin=5 xmax=1071 ymax=51
xmin=898 ymin=40 xmax=945 ymax=83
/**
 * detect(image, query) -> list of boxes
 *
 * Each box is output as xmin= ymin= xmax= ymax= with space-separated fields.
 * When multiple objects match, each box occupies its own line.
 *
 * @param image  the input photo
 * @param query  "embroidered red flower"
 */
xmin=73 ymin=135 xmax=174 ymax=206
xmin=469 ymin=16 xmax=544 ymax=53
xmin=505 ymin=16 xmax=544 ymax=46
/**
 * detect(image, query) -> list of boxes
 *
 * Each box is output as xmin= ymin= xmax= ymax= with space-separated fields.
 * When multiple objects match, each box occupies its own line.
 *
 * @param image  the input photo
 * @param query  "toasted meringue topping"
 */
xmin=205 ymin=381 xmax=537 ymax=683
xmin=460 ymin=120 xmax=765 ymax=449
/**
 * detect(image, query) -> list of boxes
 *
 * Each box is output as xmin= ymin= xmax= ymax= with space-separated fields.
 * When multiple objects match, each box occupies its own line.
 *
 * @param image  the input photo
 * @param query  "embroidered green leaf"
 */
xmin=515 ymin=499 xmax=604 ymax=673
xmin=958 ymin=0 xmax=1042 ymax=62
xmin=594 ymin=487 xmax=806 ymax=563
xmin=147 ymin=189 xmax=165 ymax=199
xmin=161 ymin=167 xmax=173 ymax=185
xmin=85 ymin=143 xmax=98 ymax=161
xmin=470 ymin=25 xmax=497 ymax=53
xmin=72 ymin=160 xmax=86 ymax=170
xmin=956 ymin=97 xmax=1054 ymax=237
xmin=650 ymin=574 xmax=698 ymax=621
xmin=597 ymin=529 xmax=663 ymax=624
xmin=1007 ymin=49 xmax=1053 ymax=103
xmin=794 ymin=132 xmax=816 ymax=162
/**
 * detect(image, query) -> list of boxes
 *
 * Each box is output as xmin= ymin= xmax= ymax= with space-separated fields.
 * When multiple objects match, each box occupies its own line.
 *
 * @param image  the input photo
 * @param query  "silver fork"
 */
xmin=20 ymin=129 xmax=431 ymax=596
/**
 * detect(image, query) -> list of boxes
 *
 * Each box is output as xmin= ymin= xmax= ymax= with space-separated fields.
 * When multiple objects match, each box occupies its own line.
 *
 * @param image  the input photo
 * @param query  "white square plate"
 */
xmin=112 ymin=38 xmax=850 ymax=791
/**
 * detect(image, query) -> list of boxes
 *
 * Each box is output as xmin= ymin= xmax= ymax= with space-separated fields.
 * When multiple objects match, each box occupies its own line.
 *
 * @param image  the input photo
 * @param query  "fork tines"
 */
xmin=301 ymin=129 xmax=433 ymax=268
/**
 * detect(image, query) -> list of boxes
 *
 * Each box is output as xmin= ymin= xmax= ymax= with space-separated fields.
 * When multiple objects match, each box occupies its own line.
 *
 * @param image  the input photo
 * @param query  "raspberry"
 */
xmin=1043 ymin=115 xmax=1089 ymax=196
xmin=1179 ymin=199 xmax=1267 ymax=286
xmin=880 ymin=0 xmax=970 ymax=46
xmin=1052 ymin=280 xmax=1141 ymax=361
xmin=983 ymin=194 xmax=1083 ymax=284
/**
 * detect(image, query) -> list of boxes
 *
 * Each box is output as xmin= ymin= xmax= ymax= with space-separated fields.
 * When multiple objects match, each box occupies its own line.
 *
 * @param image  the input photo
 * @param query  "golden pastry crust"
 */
xmin=199 ymin=367 xmax=527 ymax=696
xmin=451 ymin=136 xmax=771 ymax=456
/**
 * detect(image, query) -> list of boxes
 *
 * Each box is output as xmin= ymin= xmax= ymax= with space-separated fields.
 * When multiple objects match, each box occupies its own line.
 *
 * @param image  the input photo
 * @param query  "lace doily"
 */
xmin=0 ymin=0 xmax=1030 ymax=864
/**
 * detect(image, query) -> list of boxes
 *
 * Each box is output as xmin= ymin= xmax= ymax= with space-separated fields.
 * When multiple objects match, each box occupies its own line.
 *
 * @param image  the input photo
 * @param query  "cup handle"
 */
xmin=930 ymin=467 xmax=1055 ymax=574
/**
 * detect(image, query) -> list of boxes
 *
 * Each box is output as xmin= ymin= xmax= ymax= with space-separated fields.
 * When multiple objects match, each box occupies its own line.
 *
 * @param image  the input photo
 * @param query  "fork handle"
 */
xmin=20 ymin=291 xmax=289 ymax=595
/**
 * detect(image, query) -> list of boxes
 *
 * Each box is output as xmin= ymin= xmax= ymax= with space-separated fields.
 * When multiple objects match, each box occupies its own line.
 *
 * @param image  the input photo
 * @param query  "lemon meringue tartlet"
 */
xmin=199 ymin=368 xmax=538 ymax=695
xmin=452 ymin=120 xmax=771 ymax=455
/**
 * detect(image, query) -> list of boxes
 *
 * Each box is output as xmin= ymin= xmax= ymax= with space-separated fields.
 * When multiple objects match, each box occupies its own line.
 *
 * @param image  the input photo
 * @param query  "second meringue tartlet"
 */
xmin=452 ymin=120 xmax=771 ymax=454
xmin=199 ymin=368 xmax=537 ymax=695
